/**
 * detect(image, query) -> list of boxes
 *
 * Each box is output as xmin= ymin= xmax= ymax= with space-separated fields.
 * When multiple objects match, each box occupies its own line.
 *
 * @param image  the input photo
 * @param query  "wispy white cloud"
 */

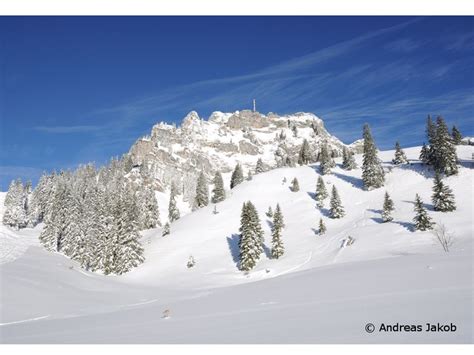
xmin=34 ymin=125 xmax=102 ymax=134
xmin=91 ymin=18 xmax=422 ymax=122
xmin=384 ymin=38 xmax=423 ymax=53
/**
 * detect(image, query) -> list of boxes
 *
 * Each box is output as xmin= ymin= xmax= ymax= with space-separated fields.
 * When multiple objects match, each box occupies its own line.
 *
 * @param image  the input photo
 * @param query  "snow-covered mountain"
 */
xmin=128 ymin=110 xmax=361 ymax=193
xmin=1 ymin=146 xmax=472 ymax=343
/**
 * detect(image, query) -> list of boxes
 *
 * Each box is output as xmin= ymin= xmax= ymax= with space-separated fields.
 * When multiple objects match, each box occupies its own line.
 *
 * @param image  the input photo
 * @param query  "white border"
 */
xmin=1 ymin=344 xmax=474 ymax=355
xmin=0 ymin=0 xmax=473 ymax=16
xmin=1 ymin=1 xmax=472 ymax=353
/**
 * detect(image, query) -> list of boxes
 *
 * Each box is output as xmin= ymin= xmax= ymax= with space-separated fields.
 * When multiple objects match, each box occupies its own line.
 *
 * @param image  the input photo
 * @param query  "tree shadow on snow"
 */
xmin=367 ymin=208 xmax=382 ymax=214
xmin=263 ymin=244 xmax=272 ymax=259
xmin=370 ymin=217 xmax=384 ymax=224
xmin=311 ymin=227 xmax=319 ymax=235
xmin=332 ymin=172 xmax=364 ymax=190
xmin=320 ymin=208 xmax=331 ymax=218
xmin=266 ymin=219 xmax=273 ymax=229
xmin=393 ymin=220 xmax=415 ymax=232
xmin=226 ymin=234 xmax=241 ymax=265
xmin=457 ymin=158 xmax=473 ymax=169
xmin=307 ymin=191 xmax=316 ymax=200
xmin=397 ymin=162 xmax=435 ymax=178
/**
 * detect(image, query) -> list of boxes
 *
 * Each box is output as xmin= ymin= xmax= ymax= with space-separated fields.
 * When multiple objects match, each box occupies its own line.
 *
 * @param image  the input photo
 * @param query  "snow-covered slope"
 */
xmin=0 ymin=146 xmax=472 ymax=343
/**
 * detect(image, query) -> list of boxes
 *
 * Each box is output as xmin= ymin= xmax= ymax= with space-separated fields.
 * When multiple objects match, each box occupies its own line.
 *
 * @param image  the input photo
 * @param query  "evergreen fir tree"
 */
xmin=194 ymin=171 xmax=209 ymax=209
xmin=138 ymin=185 xmax=160 ymax=229
xmin=230 ymin=163 xmax=244 ymax=189
xmin=39 ymin=175 xmax=70 ymax=252
xmin=247 ymin=170 xmax=253 ymax=181
xmin=162 ymin=221 xmax=170 ymax=237
xmin=318 ymin=218 xmax=326 ymax=235
xmin=431 ymin=172 xmax=456 ymax=212
xmin=292 ymin=125 xmax=298 ymax=137
xmin=298 ymin=139 xmax=311 ymax=165
xmin=110 ymin=186 xmax=145 ymax=275
xmin=319 ymin=143 xmax=334 ymax=175
xmin=382 ymin=191 xmax=394 ymax=222
xmin=362 ymin=123 xmax=385 ymax=190
xmin=255 ymin=158 xmax=265 ymax=174
xmin=291 ymin=177 xmax=300 ymax=192
xmin=271 ymin=204 xmax=285 ymax=259
xmin=419 ymin=143 xmax=430 ymax=164
xmin=62 ymin=190 xmax=83 ymax=258
xmin=247 ymin=201 xmax=264 ymax=255
xmin=329 ymin=185 xmax=345 ymax=219
xmin=432 ymin=116 xmax=458 ymax=176
xmin=426 ymin=115 xmax=437 ymax=165
xmin=413 ymin=194 xmax=434 ymax=231
xmin=392 ymin=141 xmax=408 ymax=165
xmin=315 ymin=176 xmax=328 ymax=208
xmin=451 ymin=125 xmax=462 ymax=145
xmin=211 ymin=171 xmax=225 ymax=203
xmin=168 ymin=182 xmax=180 ymax=222
xmin=238 ymin=202 xmax=263 ymax=271
xmin=266 ymin=206 xmax=273 ymax=218
xmin=2 ymin=179 xmax=27 ymax=229
xmin=342 ymin=146 xmax=357 ymax=170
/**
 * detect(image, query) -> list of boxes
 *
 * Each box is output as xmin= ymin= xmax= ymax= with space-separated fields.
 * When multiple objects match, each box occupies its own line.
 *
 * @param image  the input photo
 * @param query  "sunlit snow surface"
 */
xmin=0 ymin=146 xmax=472 ymax=343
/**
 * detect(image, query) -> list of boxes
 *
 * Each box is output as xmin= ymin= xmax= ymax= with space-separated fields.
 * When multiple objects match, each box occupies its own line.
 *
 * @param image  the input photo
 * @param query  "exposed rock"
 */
xmin=128 ymin=110 xmax=351 ymax=207
xmin=227 ymin=110 xmax=269 ymax=130
xmin=239 ymin=140 xmax=260 ymax=155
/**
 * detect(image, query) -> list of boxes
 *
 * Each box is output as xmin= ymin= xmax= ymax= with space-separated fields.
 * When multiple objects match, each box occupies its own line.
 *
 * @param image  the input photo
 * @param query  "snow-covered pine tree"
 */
xmin=318 ymin=217 xmax=326 ymax=235
xmin=39 ymin=174 xmax=70 ymax=252
xmin=362 ymin=123 xmax=385 ymax=190
xmin=238 ymin=202 xmax=256 ymax=271
xmin=194 ymin=171 xmax=209 ymax=209
xmin=266 ymin=206 xmax=273 ymax=218
xmin=162 ymin=221 xmax=170 ymax=237
xmin=298 ymin=139 xmax=311 ymax=165
xmin=315 ymin=176 xmax=328 ymax=208
xmin=426 ymin=115 xmax=437 ymax=165
xmin=271 ymin=203 xmax=284 ymax=259
xmin=211 ymin=171 xmax=225 ymax=203
xmin=291 ymin=177 xmax=300 ymax=192
xmin=247 ymin=170 xmax=253 ymax=181
xmin=255 ymin=158 xmax=265 ymax=174
xmin=419 ymin=143 xmax=430 ymax=164
xmin=432 ymin=172 xmax=456 ymax=212
xmin=61 ymin=189 xmax=83 ymax=259
xmin=432 ymin=116 xmax=458 ymax=176
xmin=451 ymin=125 xmax=462 ymax=145
xmin=247 ymin=201 xmax=264 ymax=255
xmin=319 ymin=143 xmax=333 ymax=175
xmin=138 ymin=185 xmax=161 ymax=229
xmin=341 ymin=146 xmax=357 ymax=170
xmin=413 ymin=194 xmax=434 ymax=231
xmin=392 ymin=141 xmax=408 ymax=165
xmin=292 ymin=124 xmax=298 ymax=137
xmin=168 ymin=182 xmax=180 ymax=222
xmin=381 ymin=191 xmax=394 ymax=222
xmin=2 ymin=179 xmax=27 ymax=229
xmin=329 ymin=185 xmax=345 ymax=219
xmin=230 ymin=163 xmax=244 ymax=189
xmin=111 ymin=186 xmax=145 ymax=275
xmin=77 ymin=185 xmax=102 ymax=271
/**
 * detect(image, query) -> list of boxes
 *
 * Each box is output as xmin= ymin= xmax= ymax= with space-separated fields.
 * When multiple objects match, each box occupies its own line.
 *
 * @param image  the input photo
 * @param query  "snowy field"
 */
xmin=0 ymin=146 xmax=472 ymax=343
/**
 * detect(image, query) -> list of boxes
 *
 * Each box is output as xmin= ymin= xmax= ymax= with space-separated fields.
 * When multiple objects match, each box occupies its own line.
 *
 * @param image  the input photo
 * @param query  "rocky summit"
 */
xmin=128 ymin=110 xmax=362 ymax=199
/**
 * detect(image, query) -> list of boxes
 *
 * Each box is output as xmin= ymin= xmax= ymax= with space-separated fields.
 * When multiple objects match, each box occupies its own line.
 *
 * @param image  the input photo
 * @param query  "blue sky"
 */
xmin=0 ymin=16 xmax=473 ymax=189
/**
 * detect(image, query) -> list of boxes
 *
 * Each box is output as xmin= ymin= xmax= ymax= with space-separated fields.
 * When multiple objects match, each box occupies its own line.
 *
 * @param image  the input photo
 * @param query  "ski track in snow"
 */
xmin=0 ymin=315 xmax=50 ymax=327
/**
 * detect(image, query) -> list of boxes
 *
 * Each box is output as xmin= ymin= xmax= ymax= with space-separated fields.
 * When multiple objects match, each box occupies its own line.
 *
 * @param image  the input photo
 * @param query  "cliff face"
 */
xmin=128 ymin=110 xmax=355 ymax=199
